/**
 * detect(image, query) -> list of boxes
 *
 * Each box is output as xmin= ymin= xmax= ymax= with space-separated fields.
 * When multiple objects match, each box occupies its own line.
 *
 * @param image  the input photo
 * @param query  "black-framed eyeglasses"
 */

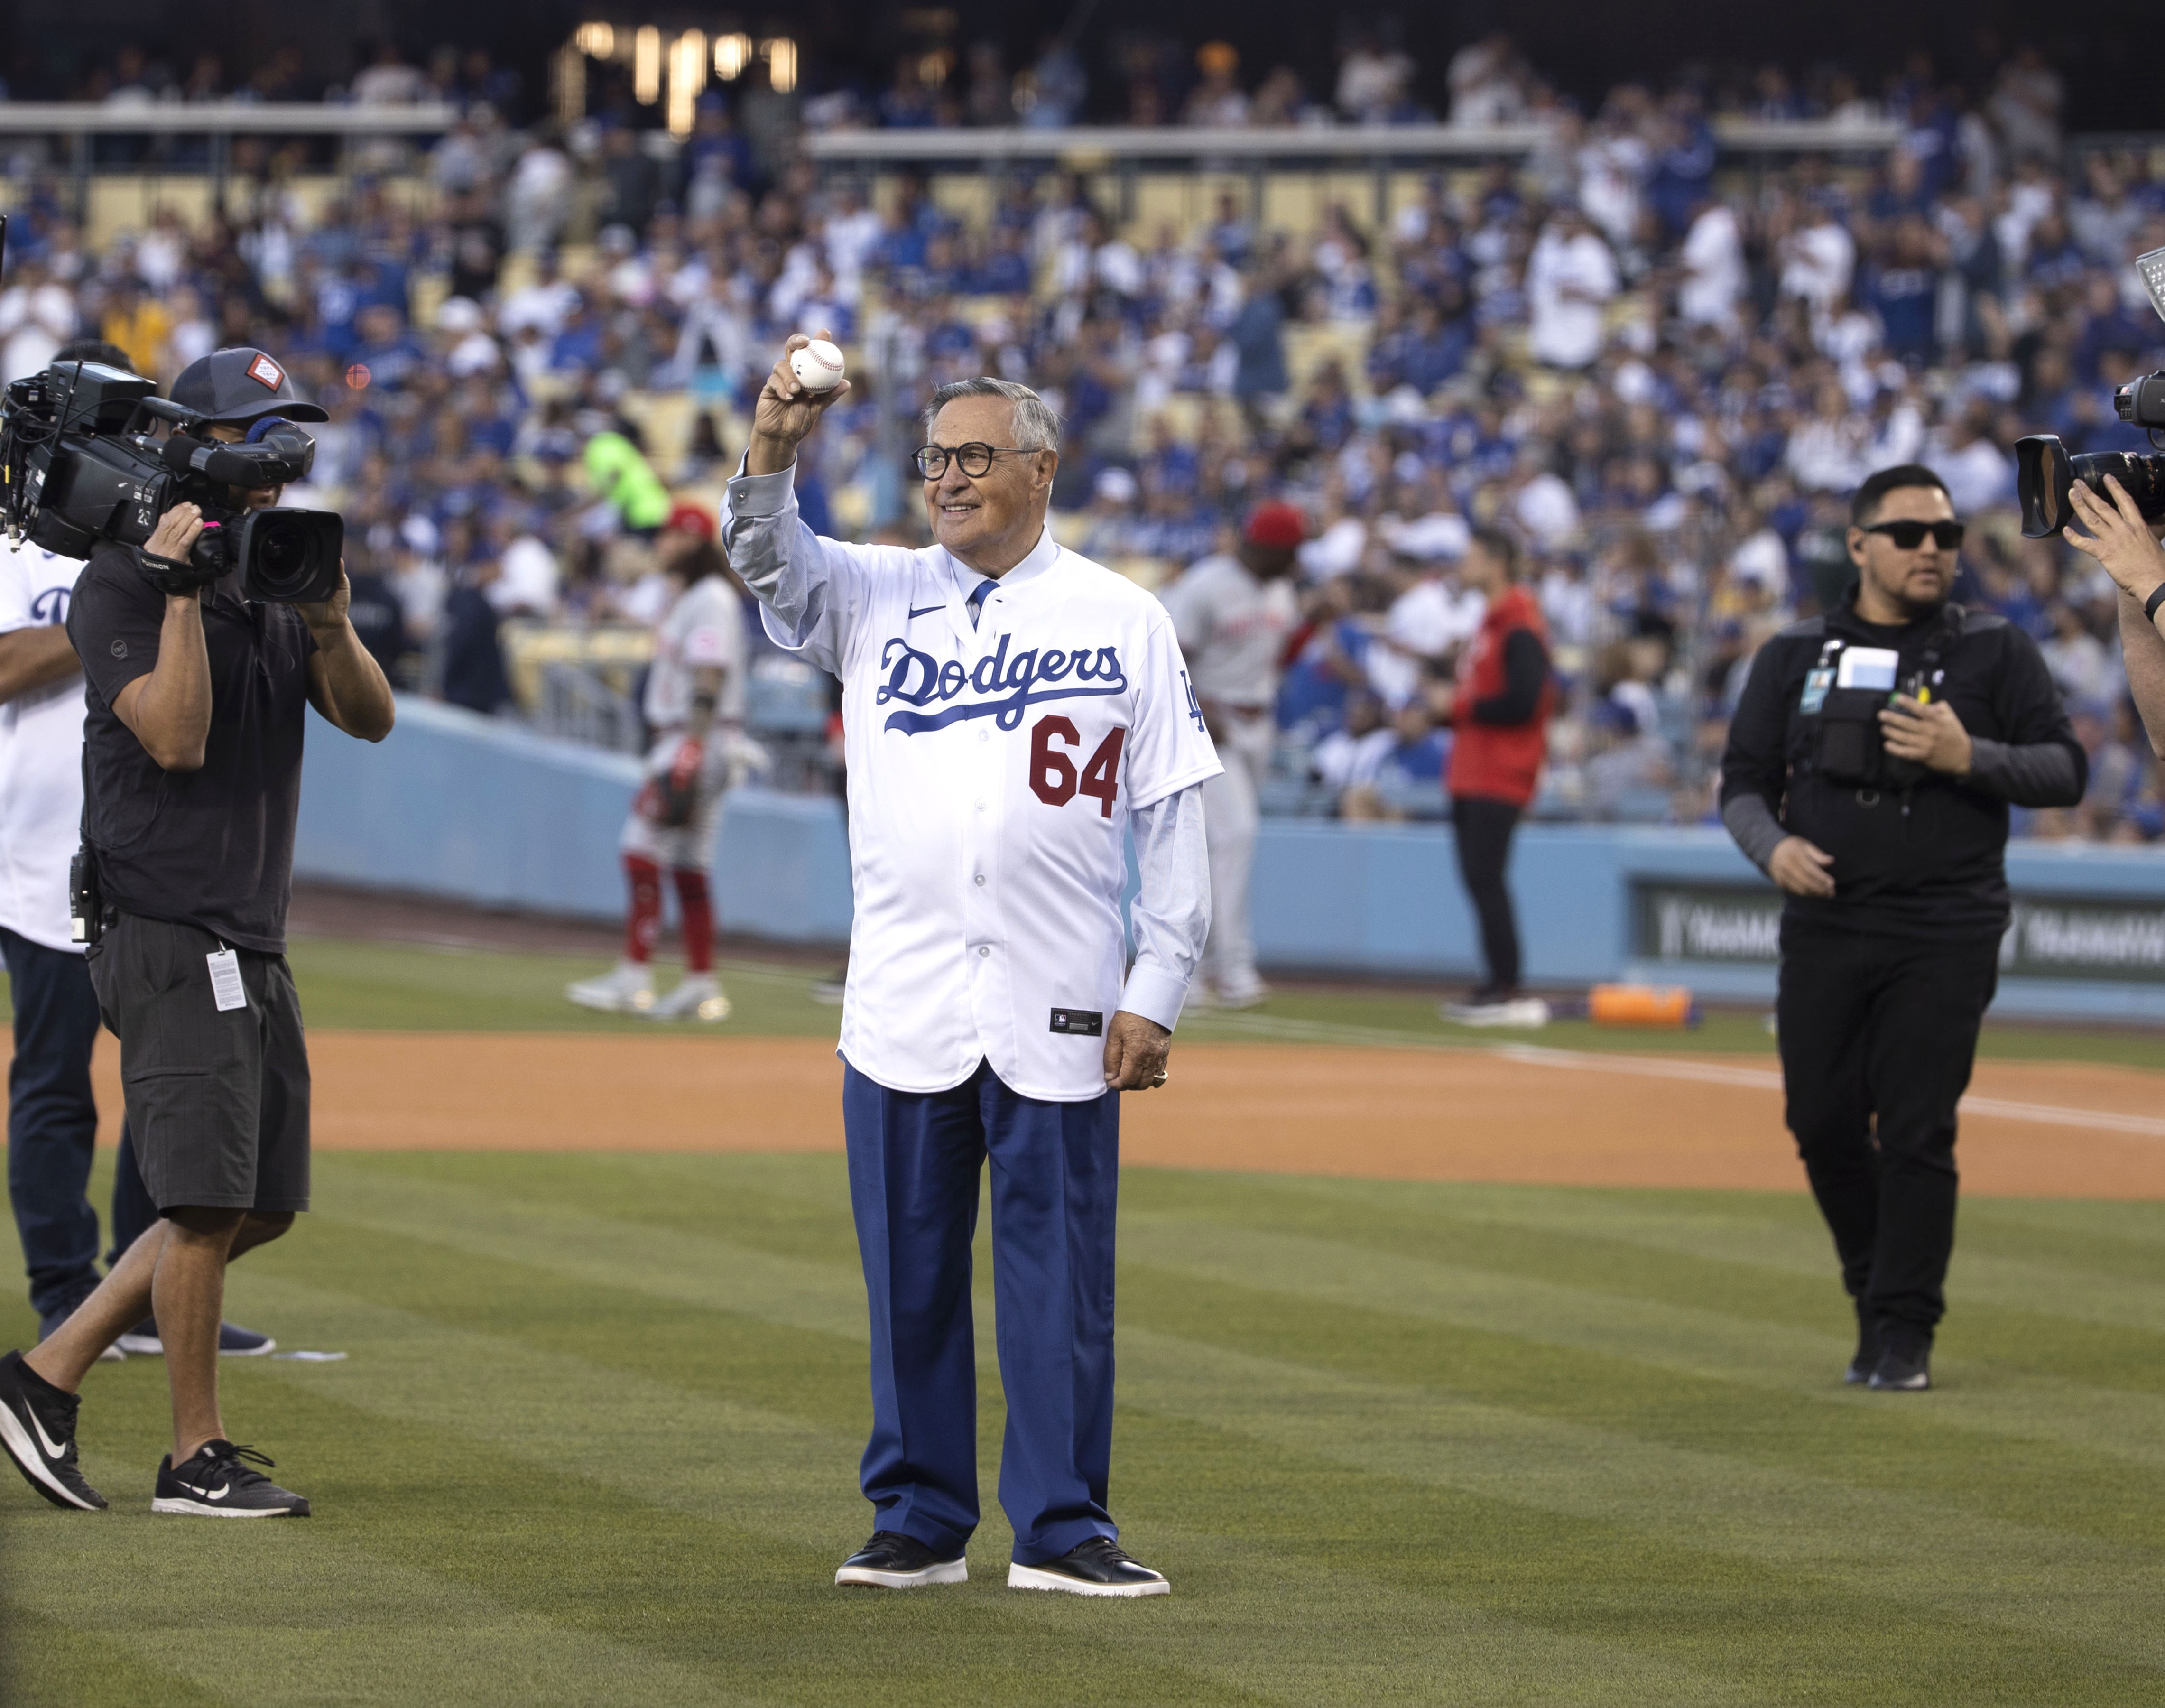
xmin=1862 ymin=520 xmax=1964 ymax=551
xmin=914 ymin=442 xmax=1031 ymax=480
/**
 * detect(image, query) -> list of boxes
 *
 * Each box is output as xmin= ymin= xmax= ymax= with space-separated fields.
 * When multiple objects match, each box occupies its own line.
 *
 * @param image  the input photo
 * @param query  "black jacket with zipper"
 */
xmin=1719 ymin=594 xmax=2086 ymax=941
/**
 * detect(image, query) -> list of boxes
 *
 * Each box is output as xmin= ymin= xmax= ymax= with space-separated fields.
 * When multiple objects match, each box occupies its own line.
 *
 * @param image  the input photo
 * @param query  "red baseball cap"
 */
xmin=665 ymin=499 xmax=716 ymax=541
xmin=1243 ymin=501 xmax=1307 ymax=548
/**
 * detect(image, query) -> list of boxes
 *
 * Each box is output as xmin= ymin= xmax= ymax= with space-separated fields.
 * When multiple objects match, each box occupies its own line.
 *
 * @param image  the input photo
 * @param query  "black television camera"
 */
xmin=2016 ymin=247 xmax=2165 ymax=538
xmin=0 ymin=359 xmax=343 ymax=603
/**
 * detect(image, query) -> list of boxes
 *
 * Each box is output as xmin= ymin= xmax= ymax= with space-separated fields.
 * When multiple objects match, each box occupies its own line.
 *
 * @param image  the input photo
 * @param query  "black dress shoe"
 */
xmin=1007 ymin=1536 xmax=1169 ymax=1597
xmin=834 ymin=1530 xmax=968 ymax=1588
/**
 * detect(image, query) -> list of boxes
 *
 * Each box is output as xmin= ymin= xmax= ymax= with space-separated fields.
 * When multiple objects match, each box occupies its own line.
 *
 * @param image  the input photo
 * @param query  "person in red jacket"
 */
xmin=1440 ymin=528 xmax=1553 ymax=1026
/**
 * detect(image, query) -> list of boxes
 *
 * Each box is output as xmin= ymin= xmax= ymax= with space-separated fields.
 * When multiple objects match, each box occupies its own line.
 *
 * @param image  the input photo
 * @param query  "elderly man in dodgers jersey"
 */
xmin=725 ymin=334 xmax=1218 ymax=1597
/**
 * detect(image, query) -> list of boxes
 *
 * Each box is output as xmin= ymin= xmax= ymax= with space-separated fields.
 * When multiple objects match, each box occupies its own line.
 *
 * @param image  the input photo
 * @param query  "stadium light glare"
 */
xmin=573 ymin=21 xmax=615 ymax=58
xmin=714 ymin=32 xmax=752 ymax=80
xmin=634 ymin=25 xmax=662 ymax=103
xmin=762 ymin=37 xmax=796 ymax=94
xmin=553 ymin=44 xmax=588 ymax=123
xmin=668 ymin=30 xmax=707 ymax=137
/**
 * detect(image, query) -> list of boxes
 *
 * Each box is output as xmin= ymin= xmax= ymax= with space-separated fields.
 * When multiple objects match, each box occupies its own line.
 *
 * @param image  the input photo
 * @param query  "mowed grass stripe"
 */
xmin=8 ymin=1485 xmax=789 ymax=1708
xmin=1136 ymin=1172 xmax=2165 ymax=1345
xmin=1111 ymin=1322 xmax=2165 ymax=1674
xmin=1110 ymin=1410 xmax=2151 ymax=1707
xmin=1123 ymin=1267 xmax=2165 ymax=1552
xmin=307 ymin=1158 xmax=2165 ymax=1494
xmin=14 ymin=1344 xmax=1267 ymax=1708
xmin=296 ymin=1159 xmax=2165 ymax=1667
xmin=14 ymin=1151 xmax=2164 ymax=1702
xmin=405 ymin=1156 xmax=2165 ymax=1374
xmin=0 ymin=1607 xmax=231 ymax=1708
xmin=204 ymin=1274 xmax=1762 ymax=1708
xmin=1119 ymin=1211 xmax=2165 ymax=1468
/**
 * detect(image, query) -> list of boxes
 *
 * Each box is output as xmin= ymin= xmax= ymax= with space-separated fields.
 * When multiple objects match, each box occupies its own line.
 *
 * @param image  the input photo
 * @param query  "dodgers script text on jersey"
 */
xmin=724 ymin=469 xmax=1221 ymax=1100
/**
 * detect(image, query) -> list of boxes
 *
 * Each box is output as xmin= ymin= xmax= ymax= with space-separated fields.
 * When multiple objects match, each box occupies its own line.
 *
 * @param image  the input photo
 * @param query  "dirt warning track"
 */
xmin=56 ymin=1030 xmax=2165 ymax=1199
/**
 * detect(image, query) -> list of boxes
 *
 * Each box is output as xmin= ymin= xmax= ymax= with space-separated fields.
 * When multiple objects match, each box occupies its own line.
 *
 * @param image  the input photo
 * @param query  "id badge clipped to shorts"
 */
xmin=206 ymin=946 xmax=248 ymax=1013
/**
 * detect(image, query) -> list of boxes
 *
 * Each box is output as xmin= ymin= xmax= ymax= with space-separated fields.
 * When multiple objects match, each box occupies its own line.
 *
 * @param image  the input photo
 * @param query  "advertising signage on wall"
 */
xmin=1630 ymin=882 xmax=2165 ymax=982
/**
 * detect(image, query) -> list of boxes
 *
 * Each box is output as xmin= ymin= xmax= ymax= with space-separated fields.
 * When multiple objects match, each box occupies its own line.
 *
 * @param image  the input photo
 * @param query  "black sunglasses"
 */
xmin=914 ymin=443 xmax=1032 ymax=479
xmin=1861 ymin=520 xmax=1964 ymax=551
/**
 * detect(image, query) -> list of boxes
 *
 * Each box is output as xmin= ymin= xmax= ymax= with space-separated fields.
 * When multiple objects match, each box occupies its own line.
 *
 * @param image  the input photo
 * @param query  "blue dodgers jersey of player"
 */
xmin=735 ymin=508 xmax=1220 ymax=1102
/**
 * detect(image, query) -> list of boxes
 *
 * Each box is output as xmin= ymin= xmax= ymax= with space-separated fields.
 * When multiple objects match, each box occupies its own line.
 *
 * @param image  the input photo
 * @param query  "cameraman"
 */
xmin=0 ymin=341 xmax=271 ymax=1367
xmin=0 ymin=349 xmax=393 ymax=1518
xmin=1720 ymin=464 xmax=2083 ymax=1394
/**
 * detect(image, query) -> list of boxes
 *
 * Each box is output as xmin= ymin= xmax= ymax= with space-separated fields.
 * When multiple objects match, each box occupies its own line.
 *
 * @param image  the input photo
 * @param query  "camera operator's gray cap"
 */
xmin=171 ymin=346 xmax=329 ymax=426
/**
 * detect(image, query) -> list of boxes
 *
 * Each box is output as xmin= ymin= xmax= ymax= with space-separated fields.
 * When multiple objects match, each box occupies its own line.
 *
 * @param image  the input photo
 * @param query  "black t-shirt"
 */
xmin=1719 ymin=601 xmax=2085 ymax=940
xmin=67 ymin=544 xmax=317 ymax=953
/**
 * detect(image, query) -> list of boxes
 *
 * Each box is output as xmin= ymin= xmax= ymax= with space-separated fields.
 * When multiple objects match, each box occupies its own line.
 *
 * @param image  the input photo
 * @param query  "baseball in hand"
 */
xmin=789 ymin=339 xmax=845 ymax=392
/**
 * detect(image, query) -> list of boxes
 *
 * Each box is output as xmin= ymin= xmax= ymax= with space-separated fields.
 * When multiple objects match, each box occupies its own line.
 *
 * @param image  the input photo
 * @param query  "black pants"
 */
xmin=2 ymin=927 xmax=158 ymax=1320
xmin=1451 ymin=795 xmax=1523 ymax=994
xmin=1776 ymin=924 xmax=2000 ymax=1342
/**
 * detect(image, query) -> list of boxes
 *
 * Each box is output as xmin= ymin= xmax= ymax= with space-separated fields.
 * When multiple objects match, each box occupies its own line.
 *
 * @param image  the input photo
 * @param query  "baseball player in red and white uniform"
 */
xmin=1156 ymin=501 xmax=1303 ymax=1008
xmin=568 ymin=504 xmax=753 ymax=1021
xmin=726 ymin=336 xmax=1217 ymax=1598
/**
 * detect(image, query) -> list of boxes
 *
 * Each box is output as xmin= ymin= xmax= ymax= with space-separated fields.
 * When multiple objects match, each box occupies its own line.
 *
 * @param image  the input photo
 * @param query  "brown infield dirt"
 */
xmin=64 ymin=1031 xmax=2165 ymax=1200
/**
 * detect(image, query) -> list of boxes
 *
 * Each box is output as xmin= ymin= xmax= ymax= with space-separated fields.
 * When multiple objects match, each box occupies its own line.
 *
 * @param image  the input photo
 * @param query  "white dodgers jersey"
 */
xmin=0 ymin=545 xmax=88 ymax=953
xmin=725 ymin=471 xmax=1221 ymax=1101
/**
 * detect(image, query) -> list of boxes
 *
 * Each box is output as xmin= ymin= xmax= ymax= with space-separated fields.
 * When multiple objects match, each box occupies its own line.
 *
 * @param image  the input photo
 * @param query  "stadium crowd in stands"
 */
xmin=1 ymin=34 xmax=2161 ymax=838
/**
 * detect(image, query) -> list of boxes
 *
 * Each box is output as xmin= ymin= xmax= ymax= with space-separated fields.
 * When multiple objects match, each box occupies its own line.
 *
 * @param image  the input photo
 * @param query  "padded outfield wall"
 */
xmin=296 ymin=697 xmax=2165 ymax=1022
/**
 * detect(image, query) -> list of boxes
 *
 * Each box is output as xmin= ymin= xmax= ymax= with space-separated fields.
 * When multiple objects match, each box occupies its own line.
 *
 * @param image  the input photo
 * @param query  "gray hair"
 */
xmin=921 ymin=378 xmax=1062 ymax=454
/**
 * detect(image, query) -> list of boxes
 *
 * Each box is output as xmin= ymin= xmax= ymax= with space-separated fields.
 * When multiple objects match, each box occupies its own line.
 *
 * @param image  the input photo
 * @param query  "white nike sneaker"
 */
xmin=646 ymin=975 xmax=731 ymax=1022
xmin=566 ymin=961 xmax=655 ymax=1013
xmin=1442 ymin=995 xmax=1552 ymax=1029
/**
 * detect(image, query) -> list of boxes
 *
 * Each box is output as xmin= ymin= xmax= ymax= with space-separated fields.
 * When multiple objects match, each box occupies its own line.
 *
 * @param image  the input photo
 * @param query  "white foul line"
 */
xmin=1491 ymin=1043 xmax=2165 ymax=1141
xmin=1186 ymin=1012 xmax=2165 ymax=1142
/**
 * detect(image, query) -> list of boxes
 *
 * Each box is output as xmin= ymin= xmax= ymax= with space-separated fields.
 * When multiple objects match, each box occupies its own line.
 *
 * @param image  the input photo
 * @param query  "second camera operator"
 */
xmin=1720 ymin=464 xmax=2084 ymax=1396
xmin=0 ymin=349 xmax=393 ymax=1519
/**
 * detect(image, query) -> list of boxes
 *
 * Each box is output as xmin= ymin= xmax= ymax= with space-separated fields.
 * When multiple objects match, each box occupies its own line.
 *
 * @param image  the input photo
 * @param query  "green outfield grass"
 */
xmin=11 ymin=930 xmax=2163 ymax=1069
xmin=3 ymin=1150 xmax=2163 ymax=1705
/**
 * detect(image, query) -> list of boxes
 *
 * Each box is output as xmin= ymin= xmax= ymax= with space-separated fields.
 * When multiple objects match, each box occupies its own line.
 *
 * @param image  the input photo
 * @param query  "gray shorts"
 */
xmin=85 ymin=913 xmax=311 ymax=1216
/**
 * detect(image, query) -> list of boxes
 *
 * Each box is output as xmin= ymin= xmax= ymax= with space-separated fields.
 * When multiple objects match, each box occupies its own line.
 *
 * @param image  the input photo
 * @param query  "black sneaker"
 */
xmin=1869 ymin=1339 xmax=1933 ymax=1392
xmin=0 ymin=1349 xmax=107 ymax=1510
xmin=1844 ymin=1303 xmax=1882 ymax=1385
xmin=1007 ymin=1536 xmax=1170 ymax=1597
xmin=151 ymin=1440 xmax=310 ymax=1517
xmin=834 ymin=1530 xmax=967 ymax=1588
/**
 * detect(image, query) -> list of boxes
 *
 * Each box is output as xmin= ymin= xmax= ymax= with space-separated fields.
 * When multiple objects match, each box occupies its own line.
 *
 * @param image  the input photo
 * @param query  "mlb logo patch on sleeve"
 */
xmin=247 ymin=353 xmax=285 ymax=391
xmin=1049 ymin=1009 xmax=1103 ymax=1036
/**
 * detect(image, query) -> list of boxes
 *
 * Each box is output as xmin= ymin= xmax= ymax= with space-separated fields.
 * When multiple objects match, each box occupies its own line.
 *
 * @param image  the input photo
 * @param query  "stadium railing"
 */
xmin=0 ymin=101 xmax=460 ymax=220
xmin=803 ymin=119 xmax=1904 ymax=224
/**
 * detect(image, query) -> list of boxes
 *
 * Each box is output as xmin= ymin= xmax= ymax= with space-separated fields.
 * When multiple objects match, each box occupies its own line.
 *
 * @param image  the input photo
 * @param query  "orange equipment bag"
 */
xmin=1587 ymin=984 xmax=1699 ymax=1029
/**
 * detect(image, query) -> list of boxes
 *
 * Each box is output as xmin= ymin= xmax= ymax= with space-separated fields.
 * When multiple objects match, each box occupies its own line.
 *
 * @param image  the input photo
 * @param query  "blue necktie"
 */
xmin=966 ymin=581 xmax=994 ymax=628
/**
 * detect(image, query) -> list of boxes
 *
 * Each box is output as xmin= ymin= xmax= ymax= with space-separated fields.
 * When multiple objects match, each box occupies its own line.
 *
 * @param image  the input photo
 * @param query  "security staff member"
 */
xmin=1720 ymin=464 xmax=2083 ymax=1393
xmin=0 ymin=348 xmax=394 ymax=1518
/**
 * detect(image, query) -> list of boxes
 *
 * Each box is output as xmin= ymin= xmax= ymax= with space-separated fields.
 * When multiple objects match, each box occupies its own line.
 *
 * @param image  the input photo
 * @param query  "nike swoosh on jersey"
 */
xmin=29 ymin=1411 xmax=67 ymax=1461
xmin=907 ymin=604 xmax=946 ymax=620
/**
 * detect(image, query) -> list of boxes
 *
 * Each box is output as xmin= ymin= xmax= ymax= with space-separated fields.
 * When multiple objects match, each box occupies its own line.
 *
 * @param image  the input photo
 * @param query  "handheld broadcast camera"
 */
xmin=0 ymin=213 xmax=342 ymax=603
xmin=0 ymin=360 xmax=343 ymax=603
xmin=2016 ymin=247 xmax=2165 ymax=538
